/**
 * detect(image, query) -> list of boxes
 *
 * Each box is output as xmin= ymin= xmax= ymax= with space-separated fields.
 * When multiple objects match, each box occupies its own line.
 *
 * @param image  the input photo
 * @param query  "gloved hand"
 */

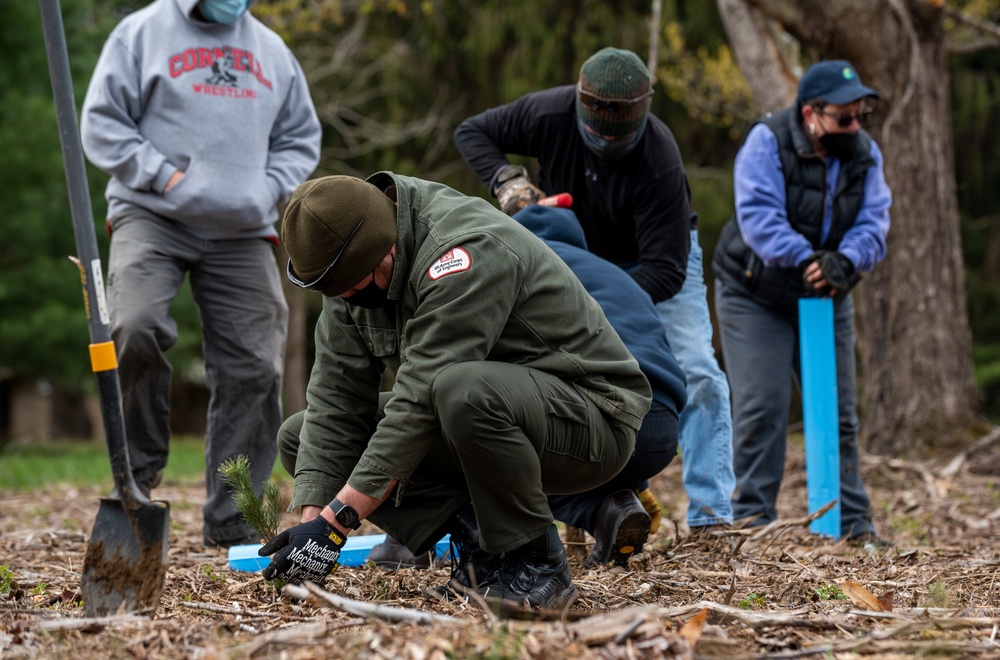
xmin=801 ymin=250 xmax=859 ymax=296
xmin=635 ymin=488 xmax=663 ymax=535
xmin=817 ymin=251 xmax=855 ymax=292
xmin=493 ymin=164 xmax=544 ymax=216
xmin=259 ymin=516 xmax=346 ymax=584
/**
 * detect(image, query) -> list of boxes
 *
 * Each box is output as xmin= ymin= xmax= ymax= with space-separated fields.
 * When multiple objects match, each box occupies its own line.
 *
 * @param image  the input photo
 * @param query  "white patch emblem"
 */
xmin=428 ymin=247 xmax=472 ymax=281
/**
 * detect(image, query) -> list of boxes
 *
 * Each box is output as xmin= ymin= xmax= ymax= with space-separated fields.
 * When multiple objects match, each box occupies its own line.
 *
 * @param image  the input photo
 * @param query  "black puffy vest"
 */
xmin=712 ymin=106 xmax=875 ymax=315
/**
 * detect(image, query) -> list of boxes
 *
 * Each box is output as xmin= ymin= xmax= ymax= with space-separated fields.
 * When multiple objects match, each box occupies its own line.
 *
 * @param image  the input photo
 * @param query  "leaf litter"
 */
xmin=3 ymin=433 xmax=1000 ymax=658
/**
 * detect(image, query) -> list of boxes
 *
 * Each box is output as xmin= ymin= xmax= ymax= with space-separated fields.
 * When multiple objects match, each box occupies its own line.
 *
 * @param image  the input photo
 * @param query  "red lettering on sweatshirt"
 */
xmin=168 ymin=45 xmax=273 ymax=90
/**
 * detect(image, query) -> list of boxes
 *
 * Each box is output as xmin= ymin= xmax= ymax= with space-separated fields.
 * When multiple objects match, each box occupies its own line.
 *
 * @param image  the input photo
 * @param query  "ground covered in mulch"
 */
xmin=4 ymin=432 xmax=1000 ymax=659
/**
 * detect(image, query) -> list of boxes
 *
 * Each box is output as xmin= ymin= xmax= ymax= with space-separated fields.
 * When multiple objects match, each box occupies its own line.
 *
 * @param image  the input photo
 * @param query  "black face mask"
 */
xmin=576 ymin=117 xmax=645 ymax=160
xmin=819 ymin=132 xmax=857 ymax=159
xmin=343 ymin=276 xmax=390 ymax=309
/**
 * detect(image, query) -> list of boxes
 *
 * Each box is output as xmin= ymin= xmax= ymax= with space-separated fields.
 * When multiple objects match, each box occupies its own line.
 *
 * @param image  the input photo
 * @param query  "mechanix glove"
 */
xmin=493 ymin=164 xmax=544 ymax=216
xmin=259 ymin=516 xmax=346 ymax=584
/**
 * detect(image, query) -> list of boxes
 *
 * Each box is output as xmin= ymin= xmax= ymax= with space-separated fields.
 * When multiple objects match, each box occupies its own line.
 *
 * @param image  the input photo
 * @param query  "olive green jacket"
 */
xmin=291 ymin=171 xmax=651 ymax=510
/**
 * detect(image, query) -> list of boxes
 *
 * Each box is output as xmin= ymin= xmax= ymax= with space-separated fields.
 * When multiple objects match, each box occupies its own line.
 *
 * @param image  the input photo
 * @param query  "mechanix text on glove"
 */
xmin=259 ymin=516 xmax=346 ymax=584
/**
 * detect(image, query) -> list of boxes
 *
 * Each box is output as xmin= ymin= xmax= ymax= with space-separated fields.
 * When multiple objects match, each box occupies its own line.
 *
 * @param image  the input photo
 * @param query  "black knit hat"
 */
xmin=576 ymin=47 xmax=653 ymax=138
xmin=281 ymin=176 xmax=397 ymax=297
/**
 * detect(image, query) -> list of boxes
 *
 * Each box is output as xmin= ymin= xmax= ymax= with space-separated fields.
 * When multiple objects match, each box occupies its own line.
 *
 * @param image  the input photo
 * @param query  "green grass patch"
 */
xmin=0 ymin=436 xmax=289 ymax=491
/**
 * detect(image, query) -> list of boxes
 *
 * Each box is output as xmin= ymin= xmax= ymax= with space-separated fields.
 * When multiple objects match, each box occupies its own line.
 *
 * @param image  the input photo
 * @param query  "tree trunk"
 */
xmin=720 ymin=0 xmax=985 ymax=454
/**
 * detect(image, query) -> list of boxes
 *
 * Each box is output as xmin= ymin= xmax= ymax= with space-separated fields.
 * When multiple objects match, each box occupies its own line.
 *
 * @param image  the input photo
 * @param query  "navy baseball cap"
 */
xmin=797 ymin=60 xmax=880 ymax=105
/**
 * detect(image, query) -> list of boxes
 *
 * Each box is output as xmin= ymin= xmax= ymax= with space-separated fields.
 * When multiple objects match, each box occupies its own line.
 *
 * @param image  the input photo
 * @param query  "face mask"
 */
xmin=576 ymin=117 xmax=645 ymax=161
xmin=819 ymin=132 xmax=857 ymax=160
xmin=199 ymin=0 xmax=248 ymax=25
xmin=343 ymin=274 xmax=390 ymax=309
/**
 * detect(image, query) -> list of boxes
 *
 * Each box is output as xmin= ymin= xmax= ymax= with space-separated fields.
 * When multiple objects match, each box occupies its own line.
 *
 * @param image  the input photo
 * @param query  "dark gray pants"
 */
xmin=715 ymin=278 xmax=874 ymax=537
xmin=278 ymin=361 xmax=637 ymax=554
xmin=107 ymin=209 xmax=286 ymax=543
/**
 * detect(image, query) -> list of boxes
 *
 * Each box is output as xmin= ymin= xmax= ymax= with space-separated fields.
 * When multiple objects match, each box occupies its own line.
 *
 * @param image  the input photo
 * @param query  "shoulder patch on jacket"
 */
xmin=428 ymin=247 xmax=472 ymax=281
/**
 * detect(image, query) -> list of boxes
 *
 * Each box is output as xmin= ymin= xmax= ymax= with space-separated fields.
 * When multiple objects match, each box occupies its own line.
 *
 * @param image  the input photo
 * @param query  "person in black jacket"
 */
xmin=454 ymin=47 xmax=736 ymax=542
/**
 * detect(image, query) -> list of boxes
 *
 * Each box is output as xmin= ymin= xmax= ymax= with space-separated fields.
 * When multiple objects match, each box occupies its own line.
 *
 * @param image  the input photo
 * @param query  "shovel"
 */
xmin=38 ymin=0 xmax=170 ymax=616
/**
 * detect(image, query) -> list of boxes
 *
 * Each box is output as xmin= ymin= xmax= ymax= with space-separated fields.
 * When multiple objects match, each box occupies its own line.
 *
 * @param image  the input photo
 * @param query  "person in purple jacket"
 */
xmin=712 ymin=60 xmax=892 ymax=545
xmin=81 ymin=0 xmax=321 ymax=548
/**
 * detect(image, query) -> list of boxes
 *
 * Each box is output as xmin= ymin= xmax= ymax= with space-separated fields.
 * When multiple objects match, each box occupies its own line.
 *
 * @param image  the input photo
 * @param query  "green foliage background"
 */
xmin=2 ymin=0 xmax=999 ymax=427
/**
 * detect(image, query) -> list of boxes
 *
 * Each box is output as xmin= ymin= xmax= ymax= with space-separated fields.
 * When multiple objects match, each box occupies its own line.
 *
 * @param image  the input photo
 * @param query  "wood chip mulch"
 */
xmin=3 ymin=431 xmax=1000 ymax=659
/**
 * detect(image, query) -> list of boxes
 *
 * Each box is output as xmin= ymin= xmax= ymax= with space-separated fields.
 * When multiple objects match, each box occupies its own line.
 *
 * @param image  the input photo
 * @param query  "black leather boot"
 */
xmin=586 ymin=488 xmax=651 ymax=567
xmin=430 ymin=503 xmax=502 ymax=599
xmin=479 ymin=524 xmax=576 ymax=609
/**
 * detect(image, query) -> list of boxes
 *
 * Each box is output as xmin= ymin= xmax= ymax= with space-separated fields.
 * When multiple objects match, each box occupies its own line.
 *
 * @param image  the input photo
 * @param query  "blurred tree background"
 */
xmin=2 ymin=0 xmax=998 ymax=444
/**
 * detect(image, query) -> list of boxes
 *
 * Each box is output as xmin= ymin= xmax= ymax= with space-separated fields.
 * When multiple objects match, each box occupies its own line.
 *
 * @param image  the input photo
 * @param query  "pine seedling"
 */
xmin=218 ymin=455 xmax=284 ymax=542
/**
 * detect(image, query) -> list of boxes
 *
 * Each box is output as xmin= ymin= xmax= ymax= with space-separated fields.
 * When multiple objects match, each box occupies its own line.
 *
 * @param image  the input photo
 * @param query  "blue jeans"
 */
xmin=628 ymin=229 xmax=735 ymax=526
xmin=714 ymin=278 xmax=875 ymax=538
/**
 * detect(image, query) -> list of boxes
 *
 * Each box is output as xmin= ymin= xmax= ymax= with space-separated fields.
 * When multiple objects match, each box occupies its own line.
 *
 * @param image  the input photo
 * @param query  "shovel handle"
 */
xmin=39 ymin=0 xmax=149 ymax=508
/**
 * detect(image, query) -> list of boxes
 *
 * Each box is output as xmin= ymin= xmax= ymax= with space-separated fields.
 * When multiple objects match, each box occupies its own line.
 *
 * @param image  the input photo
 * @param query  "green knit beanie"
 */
xmin=281 ymin=176 xmax=398 ymax=297
xmin=576 ymin=47 xmax=653 ymax=137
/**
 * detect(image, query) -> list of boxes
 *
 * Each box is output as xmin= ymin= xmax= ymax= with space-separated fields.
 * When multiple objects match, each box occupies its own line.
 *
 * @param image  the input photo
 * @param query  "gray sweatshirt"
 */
xmin=81 ymin=0 xmax=322 ymax=239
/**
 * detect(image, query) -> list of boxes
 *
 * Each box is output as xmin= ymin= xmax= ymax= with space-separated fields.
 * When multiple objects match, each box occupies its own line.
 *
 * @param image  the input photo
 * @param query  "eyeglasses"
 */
xmin=286 ymin=216 xmax=365 ymax=292
xmin=576 ymin=84 xmax=654 ymax=114
xmin=815 ymin=106 xmax=874 ymax=128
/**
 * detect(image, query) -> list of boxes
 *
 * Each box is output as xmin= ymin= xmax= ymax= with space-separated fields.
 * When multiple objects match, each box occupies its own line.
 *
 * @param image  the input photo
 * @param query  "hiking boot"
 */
xmin=109 ymin=471 xmax=162 ymax=500
xmin=203 ymin=533 xmax=260 ymax=549
xmin=586 ymin=489 xmax=651 ymax=567
xmin=478 ymin=524 xmax=576 ymax=609
xmin=429 ymin=504 xmax=502 ymax=599
xmin=368 ymin=536 xmax=432 ymax=570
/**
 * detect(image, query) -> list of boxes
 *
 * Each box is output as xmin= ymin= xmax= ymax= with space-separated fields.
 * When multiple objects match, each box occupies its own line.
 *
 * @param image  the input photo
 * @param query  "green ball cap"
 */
xmin=282 ymin=176 xmax=398 ymax=297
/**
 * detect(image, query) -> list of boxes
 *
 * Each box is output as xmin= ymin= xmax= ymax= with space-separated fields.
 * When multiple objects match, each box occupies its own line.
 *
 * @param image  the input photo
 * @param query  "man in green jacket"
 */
xmin=259 ymin=172 xmax=651 ymax=609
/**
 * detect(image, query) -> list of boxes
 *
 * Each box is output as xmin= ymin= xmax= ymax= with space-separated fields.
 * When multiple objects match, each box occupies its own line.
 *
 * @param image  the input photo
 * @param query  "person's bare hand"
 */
xmin=164 ymin=170 xmax=184 ymax=193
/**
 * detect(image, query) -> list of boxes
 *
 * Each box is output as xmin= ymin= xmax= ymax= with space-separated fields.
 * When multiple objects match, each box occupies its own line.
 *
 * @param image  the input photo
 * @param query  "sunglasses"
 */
xmin=576 ymin=84 xmax=654 ymax=114
xmin=286 ymin=216 xmax=365 ymax=292
xmin=815 ymin=106 xmax=874 ymax=128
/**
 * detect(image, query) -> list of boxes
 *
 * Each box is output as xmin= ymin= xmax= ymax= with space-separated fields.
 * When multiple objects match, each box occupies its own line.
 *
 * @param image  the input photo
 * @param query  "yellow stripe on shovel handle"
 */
xmin=89 ymin=341 xmax=118 ymax=372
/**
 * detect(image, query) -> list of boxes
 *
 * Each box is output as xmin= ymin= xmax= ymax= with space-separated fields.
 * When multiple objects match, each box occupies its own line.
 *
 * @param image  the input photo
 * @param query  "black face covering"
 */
xmin=819 ymin=132 xmax=857 ymax=159
xmin=343 ymin=274 xmax=390 ymax=309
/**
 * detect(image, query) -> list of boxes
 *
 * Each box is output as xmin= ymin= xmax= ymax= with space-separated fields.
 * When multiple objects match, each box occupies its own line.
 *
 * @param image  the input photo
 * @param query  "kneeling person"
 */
xmin=512 ymin=206 xmax=686 ymax=567
xmin=261 ymin=173 xmax=651 ymax=609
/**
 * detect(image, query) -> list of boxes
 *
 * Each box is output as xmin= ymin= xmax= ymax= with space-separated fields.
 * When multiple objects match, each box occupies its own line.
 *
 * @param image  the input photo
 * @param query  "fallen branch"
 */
xmin=180 ymin=600 xmax=314 ymax=621
xmin=283 ymin=581 xmax=464 ymax=626
xmin=748 ymin=500 xmax=838 ymax=545
xmin=35 ymin=613 xmax=152 ymax=632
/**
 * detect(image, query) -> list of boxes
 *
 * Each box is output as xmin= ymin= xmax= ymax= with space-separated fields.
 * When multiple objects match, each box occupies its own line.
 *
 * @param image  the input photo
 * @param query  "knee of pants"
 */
xmin=430 ymin=362 xmax=509 ymax=443
xmin=113 ymin=310 xmax=176 ymax=357
xmin=276 ymin=411 xmax=305 ymax=476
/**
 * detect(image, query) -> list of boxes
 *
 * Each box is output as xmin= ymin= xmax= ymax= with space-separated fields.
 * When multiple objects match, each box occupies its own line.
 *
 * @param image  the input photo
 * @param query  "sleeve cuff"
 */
xmin=152 ymin=162 xmax=177 ymax=194
xmin=289 ymin=474 xmax=342 ymax=512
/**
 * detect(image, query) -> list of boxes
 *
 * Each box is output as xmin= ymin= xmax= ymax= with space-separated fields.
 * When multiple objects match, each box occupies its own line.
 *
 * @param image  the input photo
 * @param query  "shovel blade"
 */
xmin=82 ymin=497 xmax=170 ymax=616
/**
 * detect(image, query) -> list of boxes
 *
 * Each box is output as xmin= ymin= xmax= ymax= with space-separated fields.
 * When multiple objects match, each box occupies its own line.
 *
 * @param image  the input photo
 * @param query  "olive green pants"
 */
xmin=278 ymin=361 xmax=637 ymax=554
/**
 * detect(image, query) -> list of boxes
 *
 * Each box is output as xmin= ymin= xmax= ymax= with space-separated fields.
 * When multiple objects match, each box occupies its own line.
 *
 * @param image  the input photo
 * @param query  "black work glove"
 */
xmin=817 ymin=251 xmax=856 ymax=292
xmin=802 ymin=250 xmax=860 ymax=298
xmin=492 ymin=164 xmax=544 ymax=216
xmin=259 ymin=516 xmax=346 ymax=584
